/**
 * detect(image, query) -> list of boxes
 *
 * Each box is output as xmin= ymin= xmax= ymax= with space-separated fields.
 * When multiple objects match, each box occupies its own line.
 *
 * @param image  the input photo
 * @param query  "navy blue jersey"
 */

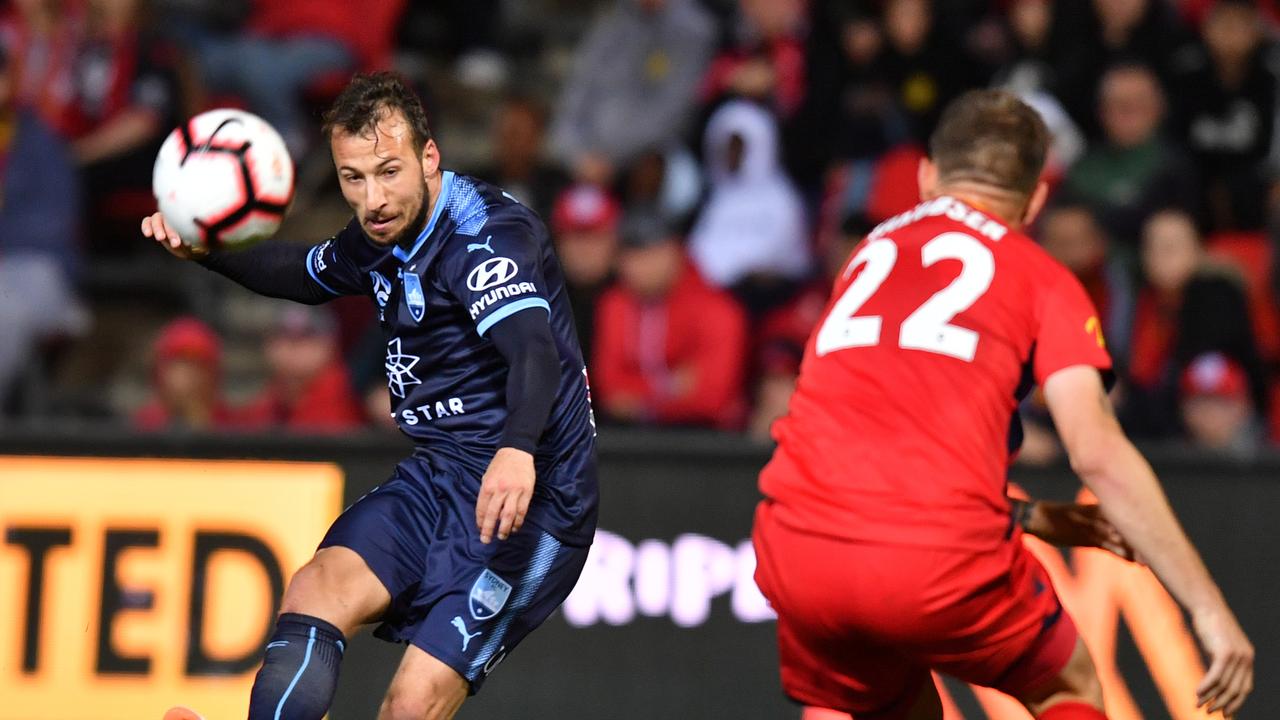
xmin=304 ymin=172 xmax=598 ymax=545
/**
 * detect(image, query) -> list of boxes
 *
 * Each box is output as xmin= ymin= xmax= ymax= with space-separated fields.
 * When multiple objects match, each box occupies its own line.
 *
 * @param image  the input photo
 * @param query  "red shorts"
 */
xmin=752 ymin=500 xmax=1077 ymax=719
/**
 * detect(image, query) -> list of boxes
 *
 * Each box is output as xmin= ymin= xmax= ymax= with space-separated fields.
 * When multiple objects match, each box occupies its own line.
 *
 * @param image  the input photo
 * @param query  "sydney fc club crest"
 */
xmin=469 ymin=568 xmax=513 ymax=621
xmin=403 ymin=271 xmax=426 ymax=323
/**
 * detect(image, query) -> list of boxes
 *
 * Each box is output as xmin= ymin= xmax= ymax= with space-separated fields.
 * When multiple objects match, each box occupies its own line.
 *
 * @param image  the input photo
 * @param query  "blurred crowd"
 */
xmin=3 ymin=0 xmax=1280 ymax=460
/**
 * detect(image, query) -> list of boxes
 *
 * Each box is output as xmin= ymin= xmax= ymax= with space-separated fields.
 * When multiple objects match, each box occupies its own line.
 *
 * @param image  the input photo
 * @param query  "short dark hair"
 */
xmin=928 ymin=90 xmax=1048 ymax=197
xmin=322 ymin=72 xmax=432 ymax=152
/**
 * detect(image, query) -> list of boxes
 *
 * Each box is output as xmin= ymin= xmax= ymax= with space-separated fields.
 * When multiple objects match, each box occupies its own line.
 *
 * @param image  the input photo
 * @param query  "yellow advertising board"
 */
xmin=0 ymin=457 xmax=343 ymax=720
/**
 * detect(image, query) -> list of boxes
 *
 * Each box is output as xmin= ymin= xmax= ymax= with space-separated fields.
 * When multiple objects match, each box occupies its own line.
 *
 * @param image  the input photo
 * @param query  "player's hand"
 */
xmin=1022 ymin=501 xmax=1135 ymax=561
xmin=1193 ymin=606 xmax=1253 ymax=717
xmin=142 ymin=211 xmax=207 ymax=260
xmin=476 ymin=447 xmax=536 ymax=544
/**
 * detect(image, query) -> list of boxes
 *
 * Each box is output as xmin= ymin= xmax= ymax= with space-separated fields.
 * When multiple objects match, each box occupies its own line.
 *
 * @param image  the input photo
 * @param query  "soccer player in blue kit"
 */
xmin=142 ymin=73 xmax=598 ymax=720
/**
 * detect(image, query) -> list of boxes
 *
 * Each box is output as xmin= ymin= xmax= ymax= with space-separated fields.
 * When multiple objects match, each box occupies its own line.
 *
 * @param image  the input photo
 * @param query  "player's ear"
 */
xmin=917 ymin=158 xmax=938 ymax=199
xmin=1021 ymin=180 xmax=1050 ymax=227
xmin=420 ymin=139 xmax=439 ymax=178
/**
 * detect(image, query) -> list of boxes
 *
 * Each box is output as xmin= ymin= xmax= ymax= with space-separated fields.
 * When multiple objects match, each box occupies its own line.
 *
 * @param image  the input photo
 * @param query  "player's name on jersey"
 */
xmin=869 ymin=196 xmax=1009 ymax=243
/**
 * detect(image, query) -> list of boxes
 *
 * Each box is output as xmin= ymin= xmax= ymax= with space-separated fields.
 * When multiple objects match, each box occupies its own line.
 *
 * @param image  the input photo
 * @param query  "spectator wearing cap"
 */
xmin=239 ymin=305 xmax=364 ymax=432
xmin=134 ymin=318 xmax=237 ymax=431
xmin=1179 ymin=352 xmax=1262 ymax=457
xmin=552 ymin=184 xmax=623 ymax=362
xmin=593 ymin=209 xmax=749 ymax=429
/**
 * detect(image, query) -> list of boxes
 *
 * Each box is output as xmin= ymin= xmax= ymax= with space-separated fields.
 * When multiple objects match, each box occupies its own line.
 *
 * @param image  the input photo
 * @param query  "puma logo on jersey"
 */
xmin=451 ymin=616 xmax=482 ymax=651
xmin=467 ymin=236 xmax=494 ymax=254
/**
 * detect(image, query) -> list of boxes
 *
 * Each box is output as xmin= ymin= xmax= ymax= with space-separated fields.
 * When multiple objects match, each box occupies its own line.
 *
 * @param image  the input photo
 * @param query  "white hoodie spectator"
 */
xmin=688 ymin=100 xmax=812 ymax=291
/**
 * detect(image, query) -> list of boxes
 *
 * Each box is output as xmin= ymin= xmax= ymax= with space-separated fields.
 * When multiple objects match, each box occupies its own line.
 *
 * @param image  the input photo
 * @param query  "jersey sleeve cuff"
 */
xmin=476 ymin=298 xmax=551 ymax=336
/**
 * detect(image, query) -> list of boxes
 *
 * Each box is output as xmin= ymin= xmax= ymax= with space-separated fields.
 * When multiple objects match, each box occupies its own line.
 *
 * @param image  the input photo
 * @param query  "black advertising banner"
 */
xmin=0 ymin=431 xmax=1274 ymax=719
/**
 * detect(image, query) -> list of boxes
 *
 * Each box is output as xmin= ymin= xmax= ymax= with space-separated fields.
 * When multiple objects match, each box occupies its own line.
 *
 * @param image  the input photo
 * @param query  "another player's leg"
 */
xmin=1017 ymin=636 xmax=1107 ymax=720
xmin=247 ymin=546 xmax=391 ymax=720
xmin=378 ymin=645 xmax=469 ymax=720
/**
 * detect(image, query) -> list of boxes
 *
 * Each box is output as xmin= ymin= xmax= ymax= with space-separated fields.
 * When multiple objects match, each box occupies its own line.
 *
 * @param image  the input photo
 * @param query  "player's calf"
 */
xmin=247 ymin=613 xmax=347 ymax=720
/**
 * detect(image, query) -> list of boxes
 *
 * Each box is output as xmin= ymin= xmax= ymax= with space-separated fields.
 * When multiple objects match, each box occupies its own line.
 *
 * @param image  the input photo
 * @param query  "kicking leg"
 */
xmin=1018 ymin=636 xmax=1107 ymax=720
xmin=378 ymin=644 xmax=469 ymax=720
xmin=248 ymin=546 xmax=391 ymax=720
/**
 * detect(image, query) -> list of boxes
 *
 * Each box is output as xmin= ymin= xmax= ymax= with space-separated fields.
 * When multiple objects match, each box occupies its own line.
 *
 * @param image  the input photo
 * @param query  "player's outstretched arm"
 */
xmin=142 ymin=210 xmax=334 ymax=305
xmin=1044 ymin=365 xmax=1254 ymax=717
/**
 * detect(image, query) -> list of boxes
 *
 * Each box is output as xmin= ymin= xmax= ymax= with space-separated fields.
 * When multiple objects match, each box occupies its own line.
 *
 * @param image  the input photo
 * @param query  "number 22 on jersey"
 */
xmin=815 ymin=232 xmax=995 ymax=361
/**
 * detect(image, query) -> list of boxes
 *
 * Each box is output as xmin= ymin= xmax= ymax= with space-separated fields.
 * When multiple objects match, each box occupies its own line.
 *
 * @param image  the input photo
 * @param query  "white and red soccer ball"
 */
xmin=153 ymin=108 xmax=294 ymax=250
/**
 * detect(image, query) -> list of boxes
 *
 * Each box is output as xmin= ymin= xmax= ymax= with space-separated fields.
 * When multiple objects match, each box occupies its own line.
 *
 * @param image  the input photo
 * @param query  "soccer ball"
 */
xmin=152 ymin=108 xmax=294 ymax=250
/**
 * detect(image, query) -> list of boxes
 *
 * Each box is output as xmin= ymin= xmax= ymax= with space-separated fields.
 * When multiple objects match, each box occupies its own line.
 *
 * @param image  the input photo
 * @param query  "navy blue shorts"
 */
xmin=318 ymin=454 xmax=589 ymax=693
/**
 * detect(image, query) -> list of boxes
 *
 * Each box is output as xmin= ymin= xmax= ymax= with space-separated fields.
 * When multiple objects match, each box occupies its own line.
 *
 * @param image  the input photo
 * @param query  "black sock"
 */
xmin=247 ymin=613 xmax=346 ymax=720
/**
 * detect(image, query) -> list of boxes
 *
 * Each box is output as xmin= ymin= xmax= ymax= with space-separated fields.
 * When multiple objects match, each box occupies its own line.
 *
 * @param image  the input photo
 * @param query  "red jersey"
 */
xmin=761 ymin=196 xmax=1112 ymax=550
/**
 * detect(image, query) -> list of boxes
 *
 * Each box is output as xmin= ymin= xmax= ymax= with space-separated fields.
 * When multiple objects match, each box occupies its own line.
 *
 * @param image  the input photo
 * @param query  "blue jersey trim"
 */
xmin=305 ymin=246 xmax=342 ymax=296
xmin=393 ymin=170 xmax=456 ymax=262
xmin=475 ymin=297 xmax=550 ymax=336
xmin=466 ymin=532 xmax=560 ymax=680
xmin=274 ymin=626 xmax=316 ymax=720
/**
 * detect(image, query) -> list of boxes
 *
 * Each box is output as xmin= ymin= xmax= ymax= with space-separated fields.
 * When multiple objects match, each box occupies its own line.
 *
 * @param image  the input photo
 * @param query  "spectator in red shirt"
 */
xmin=239 ymin=305 xmax=364 ymax=433
xmin=594 ymin=209 xmax=749 ymax=429
xmin=134 ymin=317 xmax=238 ymax=431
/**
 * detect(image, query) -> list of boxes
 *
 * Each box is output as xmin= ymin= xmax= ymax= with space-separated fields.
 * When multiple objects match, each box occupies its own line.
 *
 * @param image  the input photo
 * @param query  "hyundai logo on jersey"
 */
xmin=403 ymin=272 xmax=426 ymax=323
xmin=467 ymin=257 xmax=519 ymax=292
xmin=469 ymin=568 xmax=513 ymax=621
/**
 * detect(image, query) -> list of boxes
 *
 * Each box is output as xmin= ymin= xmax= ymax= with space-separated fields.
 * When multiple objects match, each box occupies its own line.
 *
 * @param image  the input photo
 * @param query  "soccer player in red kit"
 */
xmin=752 ymin=91 xmax=1253 ymax=720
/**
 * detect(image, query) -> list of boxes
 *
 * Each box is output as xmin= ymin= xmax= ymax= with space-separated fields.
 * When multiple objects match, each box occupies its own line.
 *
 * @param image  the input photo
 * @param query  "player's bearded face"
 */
xmin=332 ymin=112 xmax=431 ymax=247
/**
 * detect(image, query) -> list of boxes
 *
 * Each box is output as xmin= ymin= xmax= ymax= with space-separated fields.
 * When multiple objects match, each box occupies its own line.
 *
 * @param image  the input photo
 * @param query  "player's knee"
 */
xmin=280 ymin=548 xmax=387 ymax=632
xmin=379 ymin=690 xmax=431 ymax=720
xmin=379 ymin=689 xmax=460 ymax=720
xmin=380 ymin=668 xmax=467 ymax=720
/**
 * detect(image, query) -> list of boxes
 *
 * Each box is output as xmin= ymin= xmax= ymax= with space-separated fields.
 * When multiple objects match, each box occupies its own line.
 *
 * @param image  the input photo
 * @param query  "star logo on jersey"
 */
xmin=384 ymin=338 xmax=422 ymax=399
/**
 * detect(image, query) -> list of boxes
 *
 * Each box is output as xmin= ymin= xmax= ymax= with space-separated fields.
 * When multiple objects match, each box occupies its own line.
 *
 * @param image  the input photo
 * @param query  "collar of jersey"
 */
xmin=393 ymin=170 xmax=455 ymax=263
